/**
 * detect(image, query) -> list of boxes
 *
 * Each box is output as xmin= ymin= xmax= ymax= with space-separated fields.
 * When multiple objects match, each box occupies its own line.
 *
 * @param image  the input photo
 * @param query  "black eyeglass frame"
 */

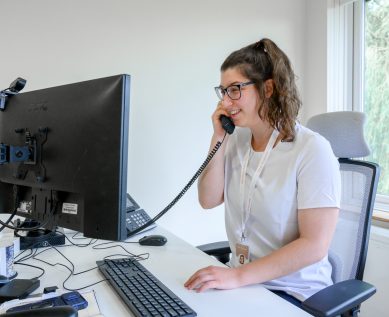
xmin=214 ymin=81 xmax=255 ymax=101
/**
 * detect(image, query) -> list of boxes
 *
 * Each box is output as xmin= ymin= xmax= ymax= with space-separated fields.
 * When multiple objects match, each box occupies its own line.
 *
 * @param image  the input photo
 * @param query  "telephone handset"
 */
xmin=220 ymin=115 xmax=235 ymax=134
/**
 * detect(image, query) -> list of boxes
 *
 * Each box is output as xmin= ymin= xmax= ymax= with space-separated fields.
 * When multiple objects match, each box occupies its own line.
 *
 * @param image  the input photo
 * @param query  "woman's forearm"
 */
xmin=235 ymin=236 xmax=326 ymax=287
xmin=197 ymin=134 xmax=228 ymax=209
xmin=235 ymin=208 xmax=339 ymax=287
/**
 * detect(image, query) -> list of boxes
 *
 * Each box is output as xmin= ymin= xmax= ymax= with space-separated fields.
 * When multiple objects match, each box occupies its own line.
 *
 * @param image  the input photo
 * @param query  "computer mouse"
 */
xmin=138 ymin=235 xmax=167 ymax=246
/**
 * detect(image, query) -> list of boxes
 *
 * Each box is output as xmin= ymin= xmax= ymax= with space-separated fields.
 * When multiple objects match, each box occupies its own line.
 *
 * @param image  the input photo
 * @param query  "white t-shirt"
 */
xmin=224 ymin=124 xmax=341 ymax=301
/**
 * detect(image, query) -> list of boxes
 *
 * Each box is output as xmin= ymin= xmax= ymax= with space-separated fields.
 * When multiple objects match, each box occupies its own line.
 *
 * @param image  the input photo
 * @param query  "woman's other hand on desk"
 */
xmin=184 ymin=266 xmax=242 ymax=292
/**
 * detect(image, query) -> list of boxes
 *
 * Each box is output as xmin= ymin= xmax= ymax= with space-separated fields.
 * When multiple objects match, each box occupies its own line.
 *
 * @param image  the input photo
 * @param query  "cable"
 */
xmin=0 ymin=216 xmax=52 ymax=232
xmin=14 ymin=248 xmax=37 ymax=262
xmin=0 ymin=185 xmax=20 ymax=233
xmin=19 ymin=237 xmax=149 ymax=291
xmin=14 ymin=262 xmax=45 ymax=279
xmin=0 ymin=187 xmax=58 ymax=232
xmin=92 ymin=241 xmax=150 ymax=261
xmin=127 ymin=132 xmax=227 ymax=237
xmin=55 ymin=230 xmax=97 ymax=248
xmin=0 ymin=205 xmax=56 ymax=232
xmin=0 ymin=208 xmax=17 ymax=233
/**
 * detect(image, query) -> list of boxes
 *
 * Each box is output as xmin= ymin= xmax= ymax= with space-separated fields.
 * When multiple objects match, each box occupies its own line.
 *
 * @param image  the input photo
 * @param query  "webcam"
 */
xmin=9 ymin=77 xmax=26 ymax=93
xmin=0 ymin=77 xmax=27 ymax=110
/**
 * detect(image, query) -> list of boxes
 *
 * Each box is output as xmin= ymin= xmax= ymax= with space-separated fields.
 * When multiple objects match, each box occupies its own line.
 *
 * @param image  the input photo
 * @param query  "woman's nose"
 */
xmin=221 ymin=96 xmax=233 ymax=107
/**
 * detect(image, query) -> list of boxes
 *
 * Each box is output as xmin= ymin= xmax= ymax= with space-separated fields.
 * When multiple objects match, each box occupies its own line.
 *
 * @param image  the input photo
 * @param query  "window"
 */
xmin=327 ymin=0 xmax=363 ymax=113
xmin=364 ymin=0 xmax=389 ymax=212
xmin=328 ymin=0 xmax=389 ymax=217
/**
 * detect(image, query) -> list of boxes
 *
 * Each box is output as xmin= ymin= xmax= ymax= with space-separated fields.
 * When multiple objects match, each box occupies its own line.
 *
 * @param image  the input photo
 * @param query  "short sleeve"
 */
xmin=297 ymin=135 xmax=341 ymax=210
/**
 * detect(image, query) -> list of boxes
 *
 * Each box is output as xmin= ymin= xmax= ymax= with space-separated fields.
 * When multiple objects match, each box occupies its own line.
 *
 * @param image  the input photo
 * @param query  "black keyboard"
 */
xmin=97 ymin=258 xmax=197 ymax=317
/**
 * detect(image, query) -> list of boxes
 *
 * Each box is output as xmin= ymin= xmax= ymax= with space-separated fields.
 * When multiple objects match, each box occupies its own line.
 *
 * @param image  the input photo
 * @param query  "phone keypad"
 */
xmin=126 ymin=210 xmax=151 ymax=232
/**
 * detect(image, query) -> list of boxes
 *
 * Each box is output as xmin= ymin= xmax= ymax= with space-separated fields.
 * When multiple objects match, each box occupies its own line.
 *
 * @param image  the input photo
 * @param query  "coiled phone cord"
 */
xmin=128 ymin=132 xmax=228 ymax=237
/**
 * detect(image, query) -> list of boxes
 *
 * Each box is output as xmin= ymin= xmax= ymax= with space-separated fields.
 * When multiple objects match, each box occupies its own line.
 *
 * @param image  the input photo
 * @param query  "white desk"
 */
xmin=12 ymin=226 xmax=311 ymax=317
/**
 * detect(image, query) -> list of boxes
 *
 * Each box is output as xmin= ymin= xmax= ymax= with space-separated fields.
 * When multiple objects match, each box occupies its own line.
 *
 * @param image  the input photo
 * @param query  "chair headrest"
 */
xmin=306 ymin=111 xmax=370 ymax=158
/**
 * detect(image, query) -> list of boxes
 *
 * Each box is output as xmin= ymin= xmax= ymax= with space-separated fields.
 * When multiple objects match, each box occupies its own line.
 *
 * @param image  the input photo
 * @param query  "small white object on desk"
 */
xmin=0 ymin=228 xmax=19 ymax=279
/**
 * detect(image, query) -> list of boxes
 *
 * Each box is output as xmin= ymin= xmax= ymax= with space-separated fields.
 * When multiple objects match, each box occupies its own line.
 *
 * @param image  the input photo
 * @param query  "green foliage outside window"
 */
xmin=365 ymin=0 xmax=389 ymax=195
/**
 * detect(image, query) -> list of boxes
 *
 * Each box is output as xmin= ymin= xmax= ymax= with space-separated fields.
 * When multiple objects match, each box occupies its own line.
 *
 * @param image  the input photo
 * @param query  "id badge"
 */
xmin=235 ymin=242 xmax=250 ymax=265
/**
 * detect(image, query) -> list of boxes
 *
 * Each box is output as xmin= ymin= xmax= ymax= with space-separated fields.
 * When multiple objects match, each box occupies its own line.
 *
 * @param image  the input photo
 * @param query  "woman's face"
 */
xmin=220 ymin=67 xmax=263 ymax=129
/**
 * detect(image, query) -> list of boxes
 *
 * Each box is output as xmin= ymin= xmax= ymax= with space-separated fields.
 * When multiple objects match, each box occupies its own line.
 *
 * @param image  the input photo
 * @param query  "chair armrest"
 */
xmin=301 ymin=279 xmax=376 ymax=317
xmin=197 ymin=241 xmax=231 ymax=264
xmin=197 ymin=241 xmax=231 ymax=255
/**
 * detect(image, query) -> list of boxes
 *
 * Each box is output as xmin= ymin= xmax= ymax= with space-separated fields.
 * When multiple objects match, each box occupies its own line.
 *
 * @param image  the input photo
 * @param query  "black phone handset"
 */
xmin=127 ymin=114 xmax=234 ymax=237
xmin=220 ymin=115 xmax=235 ymax=135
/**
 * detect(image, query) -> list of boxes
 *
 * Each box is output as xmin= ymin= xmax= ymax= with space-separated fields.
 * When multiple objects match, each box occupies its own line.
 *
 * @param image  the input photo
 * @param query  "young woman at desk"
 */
xmin=184 ymin=38 xmax=341 ymax=306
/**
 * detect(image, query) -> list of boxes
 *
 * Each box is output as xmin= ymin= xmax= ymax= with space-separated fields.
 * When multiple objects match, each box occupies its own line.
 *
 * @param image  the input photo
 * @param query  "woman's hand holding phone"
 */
xmin=212 ymin=101 xmax=234 ymax=137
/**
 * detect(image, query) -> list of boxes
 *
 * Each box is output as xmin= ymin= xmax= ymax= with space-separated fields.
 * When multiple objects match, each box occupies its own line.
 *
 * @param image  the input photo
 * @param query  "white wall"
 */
xmin=0 ymin=0 xmax=311 ymax=246
xmin=303 ymin=0 xmax=328 ymax=123
xmin=362 ymin=227 xmax=389 ymax=316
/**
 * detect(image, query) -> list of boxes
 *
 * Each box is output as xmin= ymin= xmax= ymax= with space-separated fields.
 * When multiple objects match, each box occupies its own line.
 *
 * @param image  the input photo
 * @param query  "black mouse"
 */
xmin=138 ymin=235 xmax=167 ymax=246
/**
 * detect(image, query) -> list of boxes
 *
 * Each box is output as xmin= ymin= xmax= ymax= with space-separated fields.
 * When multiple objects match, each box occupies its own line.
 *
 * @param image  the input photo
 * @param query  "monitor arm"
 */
xmin=0 ymin=128 xmax=48 ymax=183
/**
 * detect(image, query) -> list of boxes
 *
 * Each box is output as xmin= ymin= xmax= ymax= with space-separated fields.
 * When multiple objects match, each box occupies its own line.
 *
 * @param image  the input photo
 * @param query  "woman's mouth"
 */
xmin=230 ymin=109 xmax=241 ymax=118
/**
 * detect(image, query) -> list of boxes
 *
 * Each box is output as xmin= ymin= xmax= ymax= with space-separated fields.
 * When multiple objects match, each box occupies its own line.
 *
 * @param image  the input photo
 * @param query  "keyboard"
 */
xmin=97 ymin=258 xmax=197 ymax=317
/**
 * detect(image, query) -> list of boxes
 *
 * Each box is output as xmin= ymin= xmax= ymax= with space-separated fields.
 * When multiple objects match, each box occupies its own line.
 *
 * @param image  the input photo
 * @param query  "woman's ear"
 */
xmin=264 ymin=79 xmax=274 ymax=98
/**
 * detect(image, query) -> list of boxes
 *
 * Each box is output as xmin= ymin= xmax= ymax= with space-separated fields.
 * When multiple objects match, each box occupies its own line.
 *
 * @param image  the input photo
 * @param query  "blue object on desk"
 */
xmin=0 ymin=306 xmax=77 ymax=317
xmin=6 ymin=291 xmax=87 ymax=313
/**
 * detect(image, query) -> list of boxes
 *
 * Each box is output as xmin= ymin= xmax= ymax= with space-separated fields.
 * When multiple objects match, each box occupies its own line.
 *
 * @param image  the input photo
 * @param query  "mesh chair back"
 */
xmin=306 ymin=111 xmax=380 ymax=283
xmin=329 ymin=159 xmax=379 ymax=283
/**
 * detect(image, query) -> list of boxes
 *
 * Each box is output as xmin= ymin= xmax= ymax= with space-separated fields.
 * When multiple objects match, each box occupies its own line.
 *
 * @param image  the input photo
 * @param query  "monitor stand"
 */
xmin=15 ymin=220 xmax=65 ymax=250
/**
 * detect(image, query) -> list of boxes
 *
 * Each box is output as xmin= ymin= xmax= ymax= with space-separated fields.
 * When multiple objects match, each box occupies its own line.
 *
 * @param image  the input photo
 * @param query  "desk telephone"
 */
xmin=126 ymin=115 xmax=234 ymax=237
xmin=125 ymin=193 xmax=156 ymax=235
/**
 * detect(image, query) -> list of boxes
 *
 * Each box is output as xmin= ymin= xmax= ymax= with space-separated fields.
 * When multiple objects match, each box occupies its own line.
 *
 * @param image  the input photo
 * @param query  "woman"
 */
xmin=184 ymin=38 xmax=341 ymax=305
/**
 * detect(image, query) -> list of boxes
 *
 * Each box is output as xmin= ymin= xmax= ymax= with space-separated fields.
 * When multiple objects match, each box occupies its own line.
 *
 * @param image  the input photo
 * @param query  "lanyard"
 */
xmin=239 ymin=129 xmax=279 ymax=242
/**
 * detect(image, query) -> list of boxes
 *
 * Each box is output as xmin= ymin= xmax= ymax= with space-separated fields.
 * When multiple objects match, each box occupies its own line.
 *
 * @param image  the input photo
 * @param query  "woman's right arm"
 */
xmin=198 ymin=103 xmax=230 ymax=209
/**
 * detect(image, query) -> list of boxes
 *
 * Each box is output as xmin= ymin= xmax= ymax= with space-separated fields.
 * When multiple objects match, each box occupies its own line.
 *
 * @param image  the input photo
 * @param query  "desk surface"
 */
xmin=12 ymin=226 xmax=311 ymax=317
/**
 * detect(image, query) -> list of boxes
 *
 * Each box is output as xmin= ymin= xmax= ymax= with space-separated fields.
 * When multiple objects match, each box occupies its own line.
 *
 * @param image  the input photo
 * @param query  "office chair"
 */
xmin=198 ymin=111 xmax=380 ymax=317
xmin=0 ymin=307 xmax=78 ymax=317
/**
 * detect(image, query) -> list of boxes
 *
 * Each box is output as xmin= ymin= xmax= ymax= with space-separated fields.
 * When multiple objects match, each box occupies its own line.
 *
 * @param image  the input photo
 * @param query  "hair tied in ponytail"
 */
xmin=254 ymin=40 xmax=268 ymax=53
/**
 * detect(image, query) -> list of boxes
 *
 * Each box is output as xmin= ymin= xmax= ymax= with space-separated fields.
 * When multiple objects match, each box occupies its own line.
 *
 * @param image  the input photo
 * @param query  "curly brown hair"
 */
xmin=220 ymin=38 xmax=301 ymax=141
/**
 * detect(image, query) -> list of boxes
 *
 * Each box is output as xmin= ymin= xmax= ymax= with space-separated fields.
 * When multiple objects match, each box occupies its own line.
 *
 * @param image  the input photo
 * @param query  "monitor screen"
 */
xmin=0 ymin=74 xmax=130 ymax=241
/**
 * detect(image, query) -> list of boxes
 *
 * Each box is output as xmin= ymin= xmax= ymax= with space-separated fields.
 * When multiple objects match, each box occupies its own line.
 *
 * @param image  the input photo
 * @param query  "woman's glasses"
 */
xmin=214 ymin=81 xmax=254 ymax=101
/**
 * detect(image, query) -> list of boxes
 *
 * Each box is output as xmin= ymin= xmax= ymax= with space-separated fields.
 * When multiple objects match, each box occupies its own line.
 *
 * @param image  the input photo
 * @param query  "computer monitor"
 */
xmin=0 ymin=74 xmax=130 ymax=241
